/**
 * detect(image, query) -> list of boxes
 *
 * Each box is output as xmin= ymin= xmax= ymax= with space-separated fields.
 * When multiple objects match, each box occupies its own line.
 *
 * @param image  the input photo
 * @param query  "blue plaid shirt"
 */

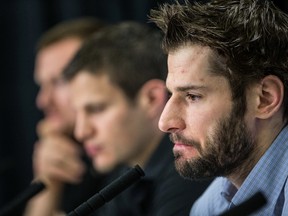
xmin=191 ymin=125 xmax=288 ymax=216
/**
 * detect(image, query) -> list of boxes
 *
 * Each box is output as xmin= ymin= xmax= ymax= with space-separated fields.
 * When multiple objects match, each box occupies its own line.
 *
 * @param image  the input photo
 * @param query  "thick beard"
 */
xmin=174 ymin=106 xmax=255 ymax=180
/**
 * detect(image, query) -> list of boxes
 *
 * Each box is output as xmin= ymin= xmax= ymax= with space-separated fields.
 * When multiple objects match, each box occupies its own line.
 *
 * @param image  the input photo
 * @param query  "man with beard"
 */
xmin=150 ymin=0 xmax=288 ymax=215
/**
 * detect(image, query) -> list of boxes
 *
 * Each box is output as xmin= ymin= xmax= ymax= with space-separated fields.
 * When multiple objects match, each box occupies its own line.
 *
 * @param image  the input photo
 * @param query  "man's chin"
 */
xmin=93 ymin=160 xmax=117 ymax=174
xmin=174 ymin=156 xmax=212 ymax=180
xmin=174 ymin=156 xmax=190 ymax=177
xmin=45 ymin=116 xmax=63 ymax=125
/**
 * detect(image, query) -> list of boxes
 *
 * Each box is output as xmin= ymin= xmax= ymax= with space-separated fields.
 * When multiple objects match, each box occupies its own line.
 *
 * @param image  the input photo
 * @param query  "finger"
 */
xmin=45 ymin=157 xmax=86 ymax=183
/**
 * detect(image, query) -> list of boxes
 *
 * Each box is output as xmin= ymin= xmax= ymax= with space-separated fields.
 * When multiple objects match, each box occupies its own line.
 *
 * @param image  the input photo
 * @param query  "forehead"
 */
xmin=35 ymin=38 xmax=82 ymax=82
xmin=71 ymin=72 xmax=112 ymax=93
xmin=70 ymin=72 xmax=128 ymax=105
xmin=168 ymin=45 xmax=213 ymax=73
xmin=166 ymin=45 xmax=215 ymax=86
xmin=166 ymin=45 xmax=229 ymax=91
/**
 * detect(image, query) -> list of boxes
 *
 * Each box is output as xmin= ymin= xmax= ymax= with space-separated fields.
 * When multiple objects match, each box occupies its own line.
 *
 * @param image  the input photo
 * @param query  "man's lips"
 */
xmin=174 ymin=142 xmax=190 ymax=146
xmin=84 ymin=144 xmax=103 ymax=158
xmin=173 ymin=142 xmax=197 ymax=152
xmin=173 ymin=141 xmax=196 ymax=148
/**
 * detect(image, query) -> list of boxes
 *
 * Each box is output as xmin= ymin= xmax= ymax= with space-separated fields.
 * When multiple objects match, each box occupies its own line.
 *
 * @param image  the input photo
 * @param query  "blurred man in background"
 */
xmin=25 ymin=18 xmax=109 ymax=216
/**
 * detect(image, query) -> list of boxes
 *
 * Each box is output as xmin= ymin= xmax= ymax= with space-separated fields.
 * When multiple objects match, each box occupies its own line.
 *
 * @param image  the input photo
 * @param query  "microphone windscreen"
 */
xmin=0 ymin=181 xmax=46 ymax=216
xmin=68 ymin=164 xmax=145 ymax=216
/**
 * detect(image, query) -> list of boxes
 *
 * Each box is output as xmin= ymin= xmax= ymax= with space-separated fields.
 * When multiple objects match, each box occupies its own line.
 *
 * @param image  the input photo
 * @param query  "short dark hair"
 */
xmin=36 ymin=17 xmax=106 ymax=51
xmin=150 ymin=0 xmax=288 ymax=118
xmin=63 ymin=21 xmax=167 ymax=100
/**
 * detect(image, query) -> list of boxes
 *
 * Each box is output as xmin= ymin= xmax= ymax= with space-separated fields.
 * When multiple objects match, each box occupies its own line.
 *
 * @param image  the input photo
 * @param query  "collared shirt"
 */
xmin=94 ymin=135 xmax=212 ymax=216
xmin=191 ymin=125 xmax=288 ymax=216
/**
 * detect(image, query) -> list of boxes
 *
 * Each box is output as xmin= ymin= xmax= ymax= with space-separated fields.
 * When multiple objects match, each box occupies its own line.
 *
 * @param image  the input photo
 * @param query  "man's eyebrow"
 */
xmin=167 ymin=85 xmax=207 ymax=93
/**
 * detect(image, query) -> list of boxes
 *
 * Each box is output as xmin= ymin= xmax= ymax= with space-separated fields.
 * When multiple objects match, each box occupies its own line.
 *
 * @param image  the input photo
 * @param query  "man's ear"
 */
xmin=256 ymin=75 xmax=284 ymax=119
xmin=136 ymin=79 xmax=167 ymax=119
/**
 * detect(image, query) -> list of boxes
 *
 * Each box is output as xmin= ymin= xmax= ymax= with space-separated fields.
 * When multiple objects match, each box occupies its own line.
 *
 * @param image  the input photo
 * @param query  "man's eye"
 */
xmin=87 ymin=105 xmax=106 ymax=113
xmin=186 ymin=94 xmax=201 ymax=101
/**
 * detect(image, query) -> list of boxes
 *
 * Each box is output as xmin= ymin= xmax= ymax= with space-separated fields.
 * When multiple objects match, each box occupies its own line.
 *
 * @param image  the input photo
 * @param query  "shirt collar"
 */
xmin=221 ymin=125 xmax=288 ymax=209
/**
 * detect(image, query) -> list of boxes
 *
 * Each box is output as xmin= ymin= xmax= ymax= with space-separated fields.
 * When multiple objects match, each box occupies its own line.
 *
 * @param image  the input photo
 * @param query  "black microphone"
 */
xmin=68 ymin=164 xmax=145 ymax=216
xmin=218 ymin=191 xmax=267 ymax=216
xmin=0 ymin=181 xmax=46 ymax=216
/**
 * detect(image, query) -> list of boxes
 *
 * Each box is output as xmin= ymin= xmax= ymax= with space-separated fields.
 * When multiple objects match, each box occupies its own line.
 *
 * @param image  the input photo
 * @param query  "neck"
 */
xmin=228 ymin=117 xmax=287 ymax=189
xmin=129 ymin=131 xmax=164 ymax=169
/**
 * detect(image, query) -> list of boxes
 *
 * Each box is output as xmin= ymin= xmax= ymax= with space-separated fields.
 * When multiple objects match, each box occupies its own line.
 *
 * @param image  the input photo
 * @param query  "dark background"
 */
xmin=0 ymin=0 xmax=287 ymax=214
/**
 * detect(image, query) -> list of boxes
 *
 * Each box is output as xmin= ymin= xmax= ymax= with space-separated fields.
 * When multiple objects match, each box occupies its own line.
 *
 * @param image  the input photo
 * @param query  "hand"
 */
xmin=33 ymin=134 xmax=86 ymax=188
xmin=36 ymin=118 xmax=73 ymax=137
